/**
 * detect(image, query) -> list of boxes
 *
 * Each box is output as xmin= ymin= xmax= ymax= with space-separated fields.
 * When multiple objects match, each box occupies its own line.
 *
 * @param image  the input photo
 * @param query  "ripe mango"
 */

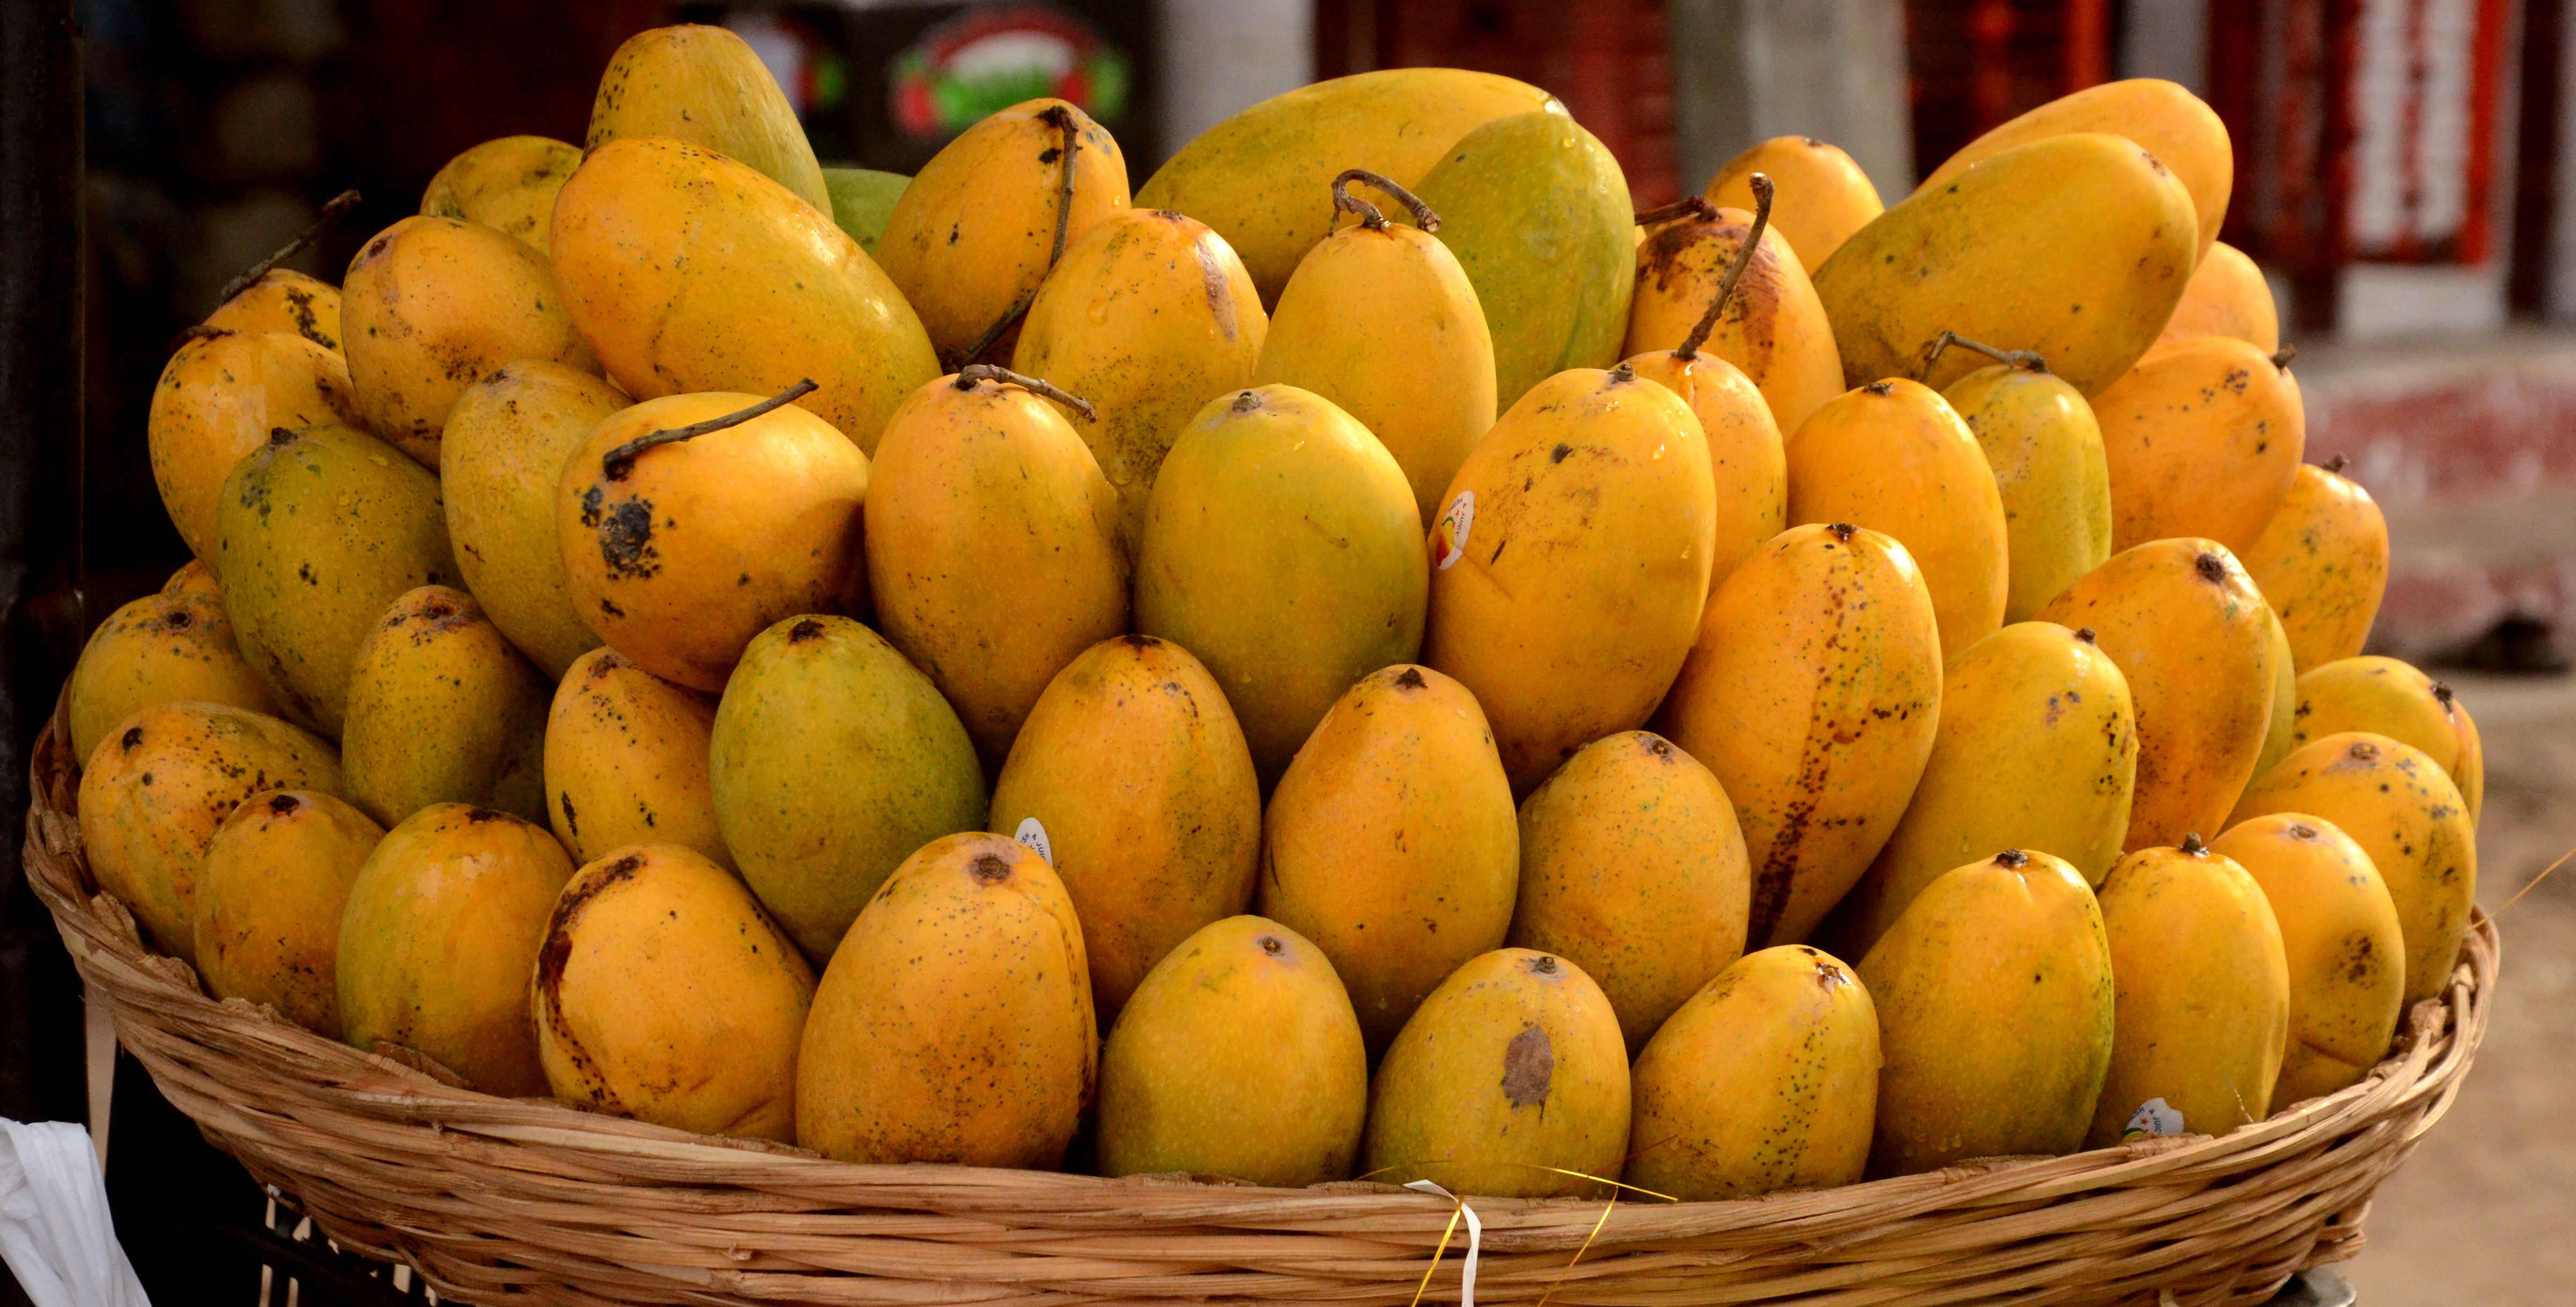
xmin=78 ymin=702 xmax=341 ymax=965
xmin=165 ymin=558 xmax=222 ymax=603
xmin=1508 ymin=731 xmax=1750 ymax=1052
xmin=68 ymin=589 xmax=278 ymax=765
xmin=1706 ymin=136 xmax=1884 ymax=271
xmin=2254 ymin=603 xmax=2301 ymax=781
xmin=440 ymin=361 xmax=626 ymax=677
xmin=1658 ymin=523 xmax=1942 ymax=947
xmin=796 ymin=833 xmax=1094 ymax=1167
xmin=2229 ymin=733 xmax=2476 ymax=1008
xmin=710 ymin=615 xmax=985 ymax=963
xmin=1133 ymin=385 xmax=1423 ymax=782
xmin=336 ymin=804 xmax=573 ymax=1094
xmin=2241 ymin=459 xmax=2388 ymax=673
xmin=2292 ymin=656 xmax=2483 ymax=821
xmin=2095 ymin=337 xmax=2304 ymax=554
xmin=2158 ymin=240 xmax=2279 ymax=351
xmin=2210 ymin=815 xmax=2405 ymax=1104
xmin=1623 ymin=349 xmax=1785 ymax=590
xmin=586 ymin=24 xmax=830 ymax=213
xmin=340 ymin=586 xmax=550 ymax=826
xmin=1938 ymin=352 xmax=2112 ymax=623
xmin=216 ymin=423 xmax=459 ymax=737
xmin=1259 ymin=666 xmax=1518 ymax=1054
xmin=821 ymin=167 xmax=908 ymax=254
xmin=1361 ymin=949 xmax=1629 ymax=1198
xmin=989 ymin=636 xmax=1261 ymax=1018
xmin=202 ymin=269 xmax=341 ymax=352
xmin=2084 ymin=840 xmax=2289 ymax=1146
xmin=419 ymin=135 xmax=582 ymax=254
xmin=2036 ymin=539 xmax=2276 ymax=851
xmin=1859 ymin=850 xmax=2114 ymax=1175
xmin=1096 ymin=915 xmax=1367 ymax=1186
xmin=193 ymin=789 xmax=381 ymax=1037
xmin=866 ymin=372 xmax=1127 ymax=768
xmin=1627 ymin=204 xmax=1844 ymax=432
xmin=550 ymin=137 xmax=939 ymax=453
xmin=533 ymin=844 xmax=814 ymax=1141
xmin=147 ymin=328 xmax=357 ymax=559
xmin=1916 ymin=78 xmax=2232 ymax=262
xmin=1814 ymin=134 xmax=2197 ymax=396
xmin=1626 ymin=945 xmax=1879 ymax=1200
xmin=545 ymin=647 xmax=728 ymax=870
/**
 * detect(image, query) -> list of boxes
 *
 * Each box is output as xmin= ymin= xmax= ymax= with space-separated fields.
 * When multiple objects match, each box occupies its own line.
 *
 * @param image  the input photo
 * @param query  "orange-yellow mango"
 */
xmin=2095 ymin=337 xmax=2304 ymax=554
xmin=544 ymin=647 xmax=728 ymax=870
xmin=1706 ymin=137 xmax=1884 ymax=271
xmin=1916 ymin=78 xmax=2232 ymax=262
xmin=1627 ymin=204 xmax=1844 ymax=433
xmin=2292 ymin=656 xmax=2483 ymax=821
xmin=67 ymin=589 xmax=278 ymax=765
xmin=2241 ymin=459 xmax=2388 ymax=673
xmin=419 ymin=135 xmax=582 ymax=254
xmin=440 ymin=361 xmax=628 ymax=677
xmin=193 ymin=789 xmax=382 ymax=1038
xmin=147 ymin=328 xmax=357 ymax=559
xmin=1938 ymin=353 xmax=2112 ymax=622
xmin=586 ymin=24 xmax=831 ymax=212
xmin=202 ymin=269 xmax=341 ymax=351
xmin=1623 ymin=348 xmax=1785 ymax=590
xmin=2157 ymin=240 xmax=2279 ymax=351
xmin=2210 ymin=815 xmax=2405 ymax=1104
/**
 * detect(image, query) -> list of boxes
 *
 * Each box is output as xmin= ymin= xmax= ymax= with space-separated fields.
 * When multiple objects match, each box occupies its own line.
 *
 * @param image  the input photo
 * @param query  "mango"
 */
xmin=1508 ymin=731 xmax=1750 ymax=1052
xmin=217 ymin=423 xmax=459 ymax=737
xmin=990 ymin=636 xmax=1261 ymax=1018
xmin=77 ymin=702 xmax=340 ymax=965
xmin=710 ymin=615 xmax=986 ymax=963
xmin=2254 ymin=603 xmax=2301 ymax=781
xmin=439 ymin=361 xmax=626 ymax=677
xmin=550 ymin=137 xmax=939 ymax=453
xmin=2036 ymin=539 xmax=2276 ymax=851
xmin=2292 ymin=656 xmax=2483 ymax=821
xmin=557 ymin=390 xmax=869 ymax=692
xmin=586 ymin=24 xmax=830 ymax=213
xmin=533 ymin=844 xmax=815 ymax=1141
xmin=1361 ymin=949 xmax=1629 ymax=1198
xmin=1628 ymin=204 xmax=1848 ymax=433
xmin=2158 ymin=240 xmax=2279 ymax=351
xmin=545 ymin=647 xmax=728 ymax=870
xmin=419 ymin=135 xmax=582 ymax=254
xmin=1259 ymin=665 xmax=1518 ymax=1054
xmin=796 ymin=833 xmax=1094 ymax=1166
xmin=876 ymin=99 xmax=1129 ymax=361
xmin=336 ymin=804 xmax=573 ymax=1094
xmin=1859 ymin=849 xmax=2114 ymax=1174
xmin=340 ymin=586 xmax=550 ymax=826
xmin=1013 ymin=208 xmax=1267 ymax=539
xmin=1623 ymin=348 xmax=1785 ymax=590
xmin=1814 ymin=133 xmax=2197 ymax=396
xmin=2095 ymin=337 xmax=2304 ymax=554
xmin=1135 ymin=68 xmax=1559 ymax=304
xmin=1915 ymin=78 xmax=2232 ymax=262
xmin=1706 ymin=137 xmax=1884 ymax=271
xmin=1133 ymin=385 xmax=1424 ymax=783
xmin=193 ymin=789 xmax=382 ymax=1037
xmin=1096 ymin=915 xmax=1367 ymax=1186
xmin=821 ymin=167 xmax=909 ymax=254
xmin=1658 ymin=523 xmax=1942 ymax=946
xmin=165 ymin=559 xmax=222 ymax=603
xmin=1937 ymin=346 xmax=2112 ymax=622
xmin=68 ymin=589 xmax=278 ymax=765
xmin=2229 ymin=733 xmax=2476 ymax=1008
xmin=2241 ymin=457 xmax=2389 ymax=673
xmin=202 ymin=269 xmax=341 ymax=351
xmin=866 ymin=371 xmax=1127 ymax=768
xmin=2210 ymin=815 xmax=2406 ymax=1104
xmin=147 ymin=328 xmax=358 ymax=559
xmin=1626 ymin=945 xmax=1879 ymax=1200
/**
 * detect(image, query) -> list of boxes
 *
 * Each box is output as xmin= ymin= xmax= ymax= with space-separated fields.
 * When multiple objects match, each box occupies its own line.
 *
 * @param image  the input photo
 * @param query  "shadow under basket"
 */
xmin=25 ymin=702 xmax=2496 ymax=1307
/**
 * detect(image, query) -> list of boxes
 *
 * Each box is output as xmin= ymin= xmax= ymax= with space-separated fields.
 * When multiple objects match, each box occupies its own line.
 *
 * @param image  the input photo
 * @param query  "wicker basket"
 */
xmin=25 ymin=700 xmax=2494 ymax=1307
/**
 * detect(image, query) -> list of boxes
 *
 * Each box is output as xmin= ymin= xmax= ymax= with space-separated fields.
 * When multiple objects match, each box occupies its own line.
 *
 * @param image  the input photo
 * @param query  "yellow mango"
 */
xmin=1133 ymin=385 xmax=1423 ymax=783
xmin=1623 ymin=348 xmax=1785 ymax=591
xmin=2035 ymin=539 xmax=2276 ymax=851
xmin=2210 ymin=815 xmax=2405 ymax=1104
xmin=865 ymin=371 xmax=1127 ymax=768
xmin=202 ymin=269 xmax=341 ymax=351
xmin=2095 ymin=337 xmax=2305 ymax=554
xmin=1916 ymin=78 xmax=2232 ymax=262
xmin=2254 ymin=602 xmax=2301 ymax=781
xmin=876 ymin=99 xmax=1130 ymax=361
xmin=545 ymin=647 xmax=727 ymax=870
xmin=1627 ymin=204 xmax=1844 ymax=433
xmin=1013 ymin=208 xmax=1267 ymax=540
xmin=1425 ymin=367 xmax=1715 ymax=791
xmin=1508 ymin=731 xmax=1750 ymax=1052
xmin=68 ymin=589 xmax=278 ymax=765
xmin=419 ymin=135 xmax=582 ymax=254
xmin=147 ymin=328 xmax=358 ymax=559
xmin=1361 ymin=949 xmax=1629 ymax=1198
xmin=1814 ymin=134 xmax=2197 ymax=396
xmin=2157 ymin=240 xmax=2279 ymax=351
xmin=193 ymin=789 xmax=381 ymax=1037
xmin=1658 ymin=524 xmax=1942 ymax=946
xmin=1259 ymin=665 xmax=1519 ymax=1054
xmin=1858 ymin=849 xmax=2113 ymax=1174
xmin=2228 ymin=733 xmax=2476 ymax=1008
xmin=550 ymin=137 xmax=938 ymax=453
xmin=78 ymin=702 xmax=340 ymax=964
xmin=1707 ymin=137 xmax=1883 ymax=271
xmin=1096 ymin=915 xmax=1367 ymax=1186
xmin=796 ymin=833 xmax=1094 ymax=1166
xmin=533 ymin=844 xmax=815 ymax=1141
xmin=1937 ymin=345 xmax=2112 ymax=622
xmin=989 ymin=636 xmax=1261 ymax=1018
xmin=336 ymin=804 xmax=573 ymax=1094
xmin=440 ymin=361 xmax=626 ymax=677
xmin=586 ymin=24 xmax=830 ymax=212
xmin=165 ymin=559 xmax=222 ymax=603
xmin=2241 ymin=458 xmax=2389 ymax=673
xmin=2292 ymin=656 xmax=2483 ymax=821
xmin=1626 ymin=944 xmax=1879 ymax=1200
xmin=340 ymin=586 xmax=550 ymax=827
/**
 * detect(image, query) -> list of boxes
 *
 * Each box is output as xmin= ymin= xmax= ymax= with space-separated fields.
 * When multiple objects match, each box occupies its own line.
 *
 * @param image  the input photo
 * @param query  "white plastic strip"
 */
xmin=1403 ymin=1179 xmax=1482 ymax=1307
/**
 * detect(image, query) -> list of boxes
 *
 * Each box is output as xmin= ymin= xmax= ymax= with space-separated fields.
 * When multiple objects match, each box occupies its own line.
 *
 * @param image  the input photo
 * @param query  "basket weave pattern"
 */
xmin=25 ymin=705 xmax=2494 ymax=1307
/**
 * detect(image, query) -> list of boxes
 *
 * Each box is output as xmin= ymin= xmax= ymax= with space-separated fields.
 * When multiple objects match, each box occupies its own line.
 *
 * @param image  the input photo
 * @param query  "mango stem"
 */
xmin=1928 ymin=331 xmax=2049 ymax=374
xmin=601 ymin=379 xmax=817 ymax=481
xmin=946 ymin=108 xmax=1084 ymax=370
xmin=1677 ymin=174 xmax=1773 ymax=361
xmin=1333 ymin=169 xmax=1441 ymax=233
xmin=216 ymin=189 xmax=360 ymax=308
xmin=1633 ymin=197 xmax=1716 ymax=227
xmin=956 ymin=364 xmax=1097 ymax=422
xmin=2323 ymin=453 xmax=2349 ymax=475
xmin=2270 ymin=344 xmax=2298 ymax=370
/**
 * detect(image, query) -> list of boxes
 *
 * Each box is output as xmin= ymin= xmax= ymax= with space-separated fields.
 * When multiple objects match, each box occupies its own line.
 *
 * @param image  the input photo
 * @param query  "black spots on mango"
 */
xmin=969 ymin=852 xmax=1013 ymax=884
xmin=121 ymin=727 xmax=144 ymax=752
xmin=559 ymin=791 xmax=580 ymax=840
xmin=580 ymin=488 xmax=661 ymax=581
xmin=1550 ymin=443 xmax=1574 ymax=464
xmin=1501 ymin=1023 xmax=1554 ymax=1107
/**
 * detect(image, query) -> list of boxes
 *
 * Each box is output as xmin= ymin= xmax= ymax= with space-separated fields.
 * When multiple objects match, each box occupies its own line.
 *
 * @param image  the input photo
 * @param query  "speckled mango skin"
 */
xmin=440 ymin=361 xmax=626 ymax=678
xmin=341 ymin=215 xmax=595 ymax=468
xmin=585 ymin=24 xmax=830 ymax=213
xmin=796 ymin=833 xmax=1095 ymax=1167
xmin=2094 ymin=337 xmax=2305 ymax=555
xmin=1627 ymin=944 xmax=1880 ymax=1201
xmin=2158 ymin=240 xmax=2279 ymax=351
xmin=865 ymin=373 xmax=1127 ymax=770
xmin=68 ymin=589 xmax=279 ymax=765
xmin=216 ymin=423 xmax=459 ymax=740
xmin=1940 ymin=361 xmax=2112 ymax=624
xmin=1626 ymin=205 xmax=1844 ymax=433
xmin=340 ymin=586 xmax=550 ymax=827
xmin=1096 ymin=915 xmax=1367 ymax=1186
xmin=1656 ymin=524 xmax=1942 ymax=949
xmin=2228 ymin=733 xmax=2476 ymax=1009
xmin=1916 ymin=77 xmax=2232 ymax=263
xmin=1259 ymin=666 xmax=1519 ymax=1057
xmin=149 ymin=329 xmax=358 ymax=560
xmin=77 ymin=702 xmax=341 ymax=966
xmin=2291 ymin=656 xmax=2482 ymax=822
xmin=336 ymin=804 xmax=573 ymax=1095
xmin=2242 ymin=462 xmax=2389 ymax=675
xmin=544 ymin=647 xmax=727 ymax=870
xmin=532 ymin=844 xmax=814 ymax=1141
xmin=988 ymin=636 xmax=1261 ymax=1019
xmin=419 ymin=135 xmax=581 ymax=254
xmin=193 ymin=789 xmax=382 ymax=1038
xmin=2210 ymin=815 xmax=2405 ymax=1104
xmin=202 ymin=269 xmax=341 ymax=352
xmin=1706 ymin=136 xmax=1884 ymax=272
xmin=1507 ymin=731 xmax=1750 ymax=1053
xmin=1361 ymin=948 xmax=1630 ymax=1199
xmin=1624 ymin=350 xmax=1785 ymax=591
xmin=1858 ymin=850 xmax=2114 ymax=1176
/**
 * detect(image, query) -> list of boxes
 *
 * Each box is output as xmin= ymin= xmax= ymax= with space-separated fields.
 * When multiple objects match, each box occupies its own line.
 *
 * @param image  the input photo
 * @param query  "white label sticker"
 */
xmin=1434 ymin=490 xmax=1475 ymax=571
xmin=1013 ymin=816 xmax=1053 ymax=865
xmin=2123 ymin=1097 xmax=2186 ymax=1141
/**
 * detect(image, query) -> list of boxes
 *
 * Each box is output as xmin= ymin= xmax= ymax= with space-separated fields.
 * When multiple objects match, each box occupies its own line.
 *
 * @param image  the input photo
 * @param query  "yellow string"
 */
xmin=1372 ymin=1162 xmax=1678 ymax=1306
xmin=1534 ymin=1197 xmax=1619 ymax=1307
xmin=2497 ymin=844 xmax=2574 ymax=913
xmin=1405 ymin=1201 xmax=1465 ymax=1307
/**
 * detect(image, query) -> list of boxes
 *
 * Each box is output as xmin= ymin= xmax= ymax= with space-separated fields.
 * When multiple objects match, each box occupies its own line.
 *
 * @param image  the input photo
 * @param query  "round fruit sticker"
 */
xmin=1434 ymin=490 xmax=1475 ymax=571
xmin=1013 ymin=816 xmax=1054 ymax=865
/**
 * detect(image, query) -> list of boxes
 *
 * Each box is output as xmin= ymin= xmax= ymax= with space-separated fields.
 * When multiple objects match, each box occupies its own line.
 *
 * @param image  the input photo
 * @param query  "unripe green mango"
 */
xmin=341 ymin=586 xmax=551 ymax=828
xmin=587 ymin=24 xmax=830 ymax=213
xmin=440 ymin=361 xmax=626 ymax=678
xmin=420 ymin=135 xmax=581 ymax=254
xmin=821 ymin=167 xmax=909 ymax=254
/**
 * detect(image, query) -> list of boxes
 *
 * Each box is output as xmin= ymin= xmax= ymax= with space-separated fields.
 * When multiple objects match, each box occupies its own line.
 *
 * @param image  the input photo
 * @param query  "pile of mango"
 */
xmin=70 ymin=26 xmax=2481 ymax=1202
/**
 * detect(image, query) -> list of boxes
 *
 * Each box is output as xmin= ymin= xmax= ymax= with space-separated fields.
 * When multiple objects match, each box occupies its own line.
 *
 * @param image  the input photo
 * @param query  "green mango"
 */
xmin=339 ymin=586 xmax=550 ymax=828
xmin=822 ymin=166 xmax=911 ymax=255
